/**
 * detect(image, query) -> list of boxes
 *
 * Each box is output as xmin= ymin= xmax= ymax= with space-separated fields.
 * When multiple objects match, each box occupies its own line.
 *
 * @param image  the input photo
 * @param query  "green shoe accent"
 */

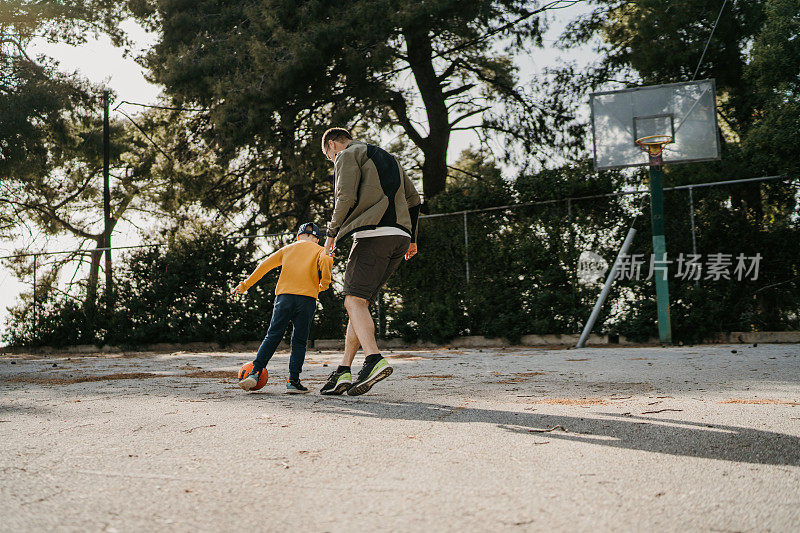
xmin=367 ymin=358 xmax=388 ymax=379
xmin=320 ymin=369 xmax=352 ymax=395
xmin=347 ymin=358 xmax=393 ymax=396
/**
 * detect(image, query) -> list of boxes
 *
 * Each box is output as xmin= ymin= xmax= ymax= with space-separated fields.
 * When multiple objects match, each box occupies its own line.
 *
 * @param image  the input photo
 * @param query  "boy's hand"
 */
xmin=405 ymin=243 xmax=418 ymax=260
xmin=231 ymin=283 xmax=246 ymax=295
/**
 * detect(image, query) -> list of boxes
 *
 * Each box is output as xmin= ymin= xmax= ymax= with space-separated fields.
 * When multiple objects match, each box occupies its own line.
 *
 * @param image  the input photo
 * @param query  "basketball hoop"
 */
xmin=635 ymin=135 xmax=674 ymax=157
xmin=587 ymin=80 xmax=722 ymax=345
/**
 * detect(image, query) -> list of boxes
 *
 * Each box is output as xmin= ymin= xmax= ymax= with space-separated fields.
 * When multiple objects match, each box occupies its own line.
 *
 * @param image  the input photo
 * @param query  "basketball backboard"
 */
xmin=590 ymin=79 xmax=721 ymax=170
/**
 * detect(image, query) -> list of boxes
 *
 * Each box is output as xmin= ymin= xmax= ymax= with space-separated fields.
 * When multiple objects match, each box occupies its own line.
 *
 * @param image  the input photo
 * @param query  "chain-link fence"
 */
xmin=386 ymin=174 xmax=798 ymax=343
xmin=2 ymin=174 xmax=798 ymax=347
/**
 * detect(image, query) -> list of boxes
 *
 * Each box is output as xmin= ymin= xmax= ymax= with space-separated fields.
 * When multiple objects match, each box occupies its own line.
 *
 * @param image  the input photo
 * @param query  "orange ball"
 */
xmin=237 ymin=362 xmax=269 ymax=391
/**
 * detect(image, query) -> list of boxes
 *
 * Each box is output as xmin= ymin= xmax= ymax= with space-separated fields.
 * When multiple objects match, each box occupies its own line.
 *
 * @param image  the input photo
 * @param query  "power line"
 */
xmin=691 ymin=0 xmax=730 ymax=81
xmin=447 ymin=165 xmax=485 ymax=181
xmin=0 ymin=232 xmax=294 ymax=260
xmin=115 ymin=107 xmax=173 ymax=162
xmin=3 ymin=173 xmax=791 ymax=261
xmin=114 ymin=100 xmax=209 ymax=113
xmin=401 ymin=174 xmax=793 ymax=219
xmin=376 ymin=0 xmax=585 ymax=81
xmin=110 ymin=99 xmax=241 ymax=228
xmin=435 ymin=0 xmax=584 ymax=59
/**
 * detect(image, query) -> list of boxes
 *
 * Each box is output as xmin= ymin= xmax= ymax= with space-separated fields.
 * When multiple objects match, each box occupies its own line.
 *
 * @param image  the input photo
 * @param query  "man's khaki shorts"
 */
xmin=343 ymin=235 xmax=411 ymax=302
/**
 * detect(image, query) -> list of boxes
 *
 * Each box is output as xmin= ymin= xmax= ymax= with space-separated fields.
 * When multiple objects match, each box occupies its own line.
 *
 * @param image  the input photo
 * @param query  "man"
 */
xmin=319 ymin=127 xmax=421 ymax=396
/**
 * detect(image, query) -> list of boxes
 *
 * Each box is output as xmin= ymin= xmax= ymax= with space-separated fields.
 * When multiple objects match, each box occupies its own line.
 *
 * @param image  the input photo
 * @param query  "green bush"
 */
xmin=3 ymin=230 xmax=348 ymax=347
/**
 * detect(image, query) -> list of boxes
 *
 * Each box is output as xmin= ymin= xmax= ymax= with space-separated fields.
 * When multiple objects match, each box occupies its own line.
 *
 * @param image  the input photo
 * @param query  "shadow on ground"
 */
xmin=313 ymin=398 xmax=800 ymax=467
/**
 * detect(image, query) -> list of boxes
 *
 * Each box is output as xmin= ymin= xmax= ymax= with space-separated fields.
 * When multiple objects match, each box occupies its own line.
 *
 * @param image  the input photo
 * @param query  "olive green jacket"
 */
xmin=327 ymin=141 xmax=421 ymax=247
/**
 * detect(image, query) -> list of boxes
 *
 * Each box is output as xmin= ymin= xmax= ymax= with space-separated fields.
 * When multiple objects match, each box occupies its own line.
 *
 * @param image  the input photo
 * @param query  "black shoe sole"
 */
xmin=347 ymin=366 xmax=393 ymax=396
xmin=320 ymin=381 xmax=352 ymax=395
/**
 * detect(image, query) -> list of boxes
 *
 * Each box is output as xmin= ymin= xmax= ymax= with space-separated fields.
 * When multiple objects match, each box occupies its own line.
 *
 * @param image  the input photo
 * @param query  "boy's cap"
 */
xmin=297 ymin=222 xmax=322 ymax=240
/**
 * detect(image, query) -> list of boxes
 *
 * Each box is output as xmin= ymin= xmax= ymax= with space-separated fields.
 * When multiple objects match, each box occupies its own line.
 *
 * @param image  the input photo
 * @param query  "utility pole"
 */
xmin=32 ymin=255 xmax=37 ymax=342
xmin=102 ymin=90 xmax=113 ymax=312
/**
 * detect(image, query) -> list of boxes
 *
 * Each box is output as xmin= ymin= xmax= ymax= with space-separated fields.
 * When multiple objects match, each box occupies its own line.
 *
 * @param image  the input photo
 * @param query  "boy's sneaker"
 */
xmin=238 ymin=368 xmax=263 ymax=391
xmin=320 ymin=369 xmax=352 ymax=395
xmin=347 ymin=356 xmax=392 ymax=396
xmin=286 ymin=379 xmax=310 ymax=394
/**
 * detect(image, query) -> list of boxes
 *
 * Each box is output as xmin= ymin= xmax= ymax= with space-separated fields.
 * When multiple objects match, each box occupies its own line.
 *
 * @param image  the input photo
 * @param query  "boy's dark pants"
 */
xmin=252 ymin=294 xmax=316 ymax=380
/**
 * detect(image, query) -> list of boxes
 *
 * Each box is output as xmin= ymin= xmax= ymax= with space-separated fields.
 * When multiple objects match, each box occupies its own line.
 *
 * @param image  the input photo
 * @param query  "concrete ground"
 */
xmin=1 ymin=344 xmax=799 ymax=532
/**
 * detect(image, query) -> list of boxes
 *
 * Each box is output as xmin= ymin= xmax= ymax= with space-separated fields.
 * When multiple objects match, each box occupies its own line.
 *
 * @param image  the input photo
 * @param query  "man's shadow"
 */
xmin=313 ymin=398 xmax=800 ymax=467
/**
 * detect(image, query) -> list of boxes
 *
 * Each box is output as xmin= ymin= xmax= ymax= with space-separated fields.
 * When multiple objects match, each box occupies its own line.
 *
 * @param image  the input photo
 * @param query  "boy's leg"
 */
xmin=252 ymin=295 xmax=293 ymax=371
xmin=287 ymin=295 xmax=316 ymax=382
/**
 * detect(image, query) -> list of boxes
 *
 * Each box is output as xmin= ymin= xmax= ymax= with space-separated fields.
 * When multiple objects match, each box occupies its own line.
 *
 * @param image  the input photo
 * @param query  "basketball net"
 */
xmin=635 ymin=135 xmax=674 ymax=168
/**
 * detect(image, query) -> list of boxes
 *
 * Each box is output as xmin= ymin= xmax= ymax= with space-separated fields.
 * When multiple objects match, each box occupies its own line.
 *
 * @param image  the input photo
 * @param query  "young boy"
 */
xmin=232 ymin=222 xmax=333 ymax=393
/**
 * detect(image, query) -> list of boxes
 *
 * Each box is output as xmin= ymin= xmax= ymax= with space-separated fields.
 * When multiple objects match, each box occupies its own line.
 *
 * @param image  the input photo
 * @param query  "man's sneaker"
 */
xmin=239 ymin=368 xmax=263 ymax=391
xmin=320 ymin=369 xmax=352 ymax=395
xmin=286 ymin=379 xmax=310 ymax=394
xmin=347 ymin=356 xmax=392 ymax=396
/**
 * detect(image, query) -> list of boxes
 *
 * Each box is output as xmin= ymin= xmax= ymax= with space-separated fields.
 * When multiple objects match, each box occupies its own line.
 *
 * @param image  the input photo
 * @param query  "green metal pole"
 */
xmin=103 ymin=90 xmax=113 ymax=313
xmin=32 ymin=254 xmax=37 ymax=342
xmin=647 ymin=149 xmax=672 ymax=344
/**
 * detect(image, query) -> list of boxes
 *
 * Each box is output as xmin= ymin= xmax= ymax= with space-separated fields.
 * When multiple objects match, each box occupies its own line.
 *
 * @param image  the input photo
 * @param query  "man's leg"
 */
xmin=340 ymin=236 xmax=408 ymax=396
xmin=341 ymin=318 xmax=361 ymax=367
xmin=321 ymin=311 xmax=359 ymax=395
xmin=344 ymin=294 xmax=393 ymax=396
xmin=343 ymin=235 xmax=409 ymax=365
xmin=344 ymin=295 xmax=380 ymax=356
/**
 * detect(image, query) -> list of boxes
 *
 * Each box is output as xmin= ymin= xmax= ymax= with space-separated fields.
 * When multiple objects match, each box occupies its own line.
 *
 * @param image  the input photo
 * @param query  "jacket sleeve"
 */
xmin=402 ymin=166 xmax=422 ymax=243
xmin=240 ymin=247 xmax=285 ymax=291
xmin=317 ymin=250 xmax=334 ymax=292
xmin=328 ymin=148 xmax=361 ymax=237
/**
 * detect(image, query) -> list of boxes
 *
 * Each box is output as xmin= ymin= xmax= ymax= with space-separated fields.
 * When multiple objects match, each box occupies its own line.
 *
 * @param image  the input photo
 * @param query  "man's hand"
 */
xmin=405 ymin=243 xmax=418 ymax=260
xmin=324 ymin=236 xmax=335 ymax=256
xmin=231 ymin=283 xmax=246 ymax=295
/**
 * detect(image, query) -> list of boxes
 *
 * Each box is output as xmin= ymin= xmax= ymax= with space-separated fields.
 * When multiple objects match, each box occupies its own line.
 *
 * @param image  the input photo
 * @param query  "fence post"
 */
xmin=688 ymin=186 xmax=698 ymax=256
xmin=688 ymin=187 xmax=699 ymax=285
xmin=567 ymin=199 xmax=576 ymax=306
xmin=32 ymin=254 xmax=37 ymax=342
xmin=463 ymin=211 xmax=470 ymax=285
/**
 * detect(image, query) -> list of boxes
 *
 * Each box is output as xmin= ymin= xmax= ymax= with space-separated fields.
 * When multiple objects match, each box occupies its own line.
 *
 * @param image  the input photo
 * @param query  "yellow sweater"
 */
xmin=241 ymin=240 xmax=333 ymax=298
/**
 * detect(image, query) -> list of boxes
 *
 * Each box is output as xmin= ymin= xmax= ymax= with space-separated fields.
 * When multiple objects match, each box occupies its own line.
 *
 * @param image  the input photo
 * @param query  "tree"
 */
xmin=558 ymin=0 xmax=800 ymax=340
xmin=2 ymin=228 xmax=333 ymax=347
xmin=743 ymin=0 xmax=800 ymax=176
xmin=560 ymin=0 xmax=798 ymax=216
xmin=0 ymin=103 xmax=182 ymax=310
xmin=0 ymin=1 xmax=180 ymax=309
xmin=562 ymin=1 xmax=771 ymax=140
xmin=137 ymin=0 xmax=583 ymax=228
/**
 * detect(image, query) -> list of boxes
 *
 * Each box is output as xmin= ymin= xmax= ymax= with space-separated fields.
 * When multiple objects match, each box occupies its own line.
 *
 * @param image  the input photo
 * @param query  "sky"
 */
xmin=0 ymin=3 xmax=599 ymax=341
